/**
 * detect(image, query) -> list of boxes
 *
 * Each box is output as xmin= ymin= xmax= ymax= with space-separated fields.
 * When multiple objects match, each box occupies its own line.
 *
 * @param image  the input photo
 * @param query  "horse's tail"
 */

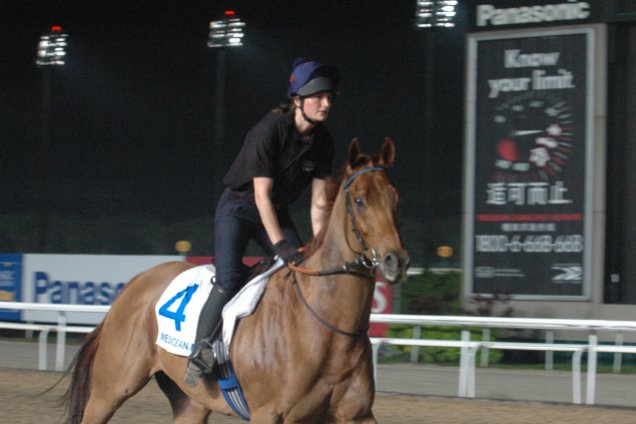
xmin=63 ymin=323 xmax=103 ymax=424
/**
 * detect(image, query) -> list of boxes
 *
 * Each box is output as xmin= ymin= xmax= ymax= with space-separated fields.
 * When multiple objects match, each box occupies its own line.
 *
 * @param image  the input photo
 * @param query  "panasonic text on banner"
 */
xmin=23 ymin=254 xmax=180 ymax=324
xmin=476 ymin=2 xmax=591 ymax=28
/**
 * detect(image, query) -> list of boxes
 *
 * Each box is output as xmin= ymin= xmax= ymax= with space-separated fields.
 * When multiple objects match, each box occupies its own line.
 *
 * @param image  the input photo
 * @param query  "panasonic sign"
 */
xmin=476 ymin=2 xmax=591 ymax=27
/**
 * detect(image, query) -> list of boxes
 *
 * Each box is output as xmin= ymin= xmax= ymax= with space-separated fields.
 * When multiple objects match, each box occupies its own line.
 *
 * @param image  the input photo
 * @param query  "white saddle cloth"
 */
xmin=155 ymin=259 xmax=284 ymax=356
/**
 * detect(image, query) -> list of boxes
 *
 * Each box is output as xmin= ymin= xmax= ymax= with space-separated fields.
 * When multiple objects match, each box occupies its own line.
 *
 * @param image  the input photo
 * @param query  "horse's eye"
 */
xmin=355 ymin=196 xmax=364 ymax=207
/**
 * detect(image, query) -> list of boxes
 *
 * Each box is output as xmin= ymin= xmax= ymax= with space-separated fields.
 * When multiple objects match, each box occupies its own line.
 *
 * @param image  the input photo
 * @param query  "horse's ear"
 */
xmin=379 ymin=137 xmax=395 ymax=167
xmin=347 ymin=138 xmax=362 ymax=168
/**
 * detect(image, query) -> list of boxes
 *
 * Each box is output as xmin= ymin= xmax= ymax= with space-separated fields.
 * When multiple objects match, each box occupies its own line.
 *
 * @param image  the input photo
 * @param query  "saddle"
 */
xmin=241 ymin=255 xmax=278 ymax=285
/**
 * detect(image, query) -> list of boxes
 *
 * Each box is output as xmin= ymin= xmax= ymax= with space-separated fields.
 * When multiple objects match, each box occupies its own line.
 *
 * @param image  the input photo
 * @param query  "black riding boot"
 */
xmin=184 ymin=283 xmax=232 ymax=387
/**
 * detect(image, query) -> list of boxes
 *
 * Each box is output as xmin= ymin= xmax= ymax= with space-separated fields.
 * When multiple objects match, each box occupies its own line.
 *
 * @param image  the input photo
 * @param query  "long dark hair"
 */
xmin=273 ymin=97 xmax=295 ymax=114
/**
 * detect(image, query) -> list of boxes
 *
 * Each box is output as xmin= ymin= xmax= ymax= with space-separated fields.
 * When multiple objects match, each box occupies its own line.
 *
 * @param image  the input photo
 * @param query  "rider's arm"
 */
xmin=311 ymin=178 xmax=329 ymax=237
xmin=253 ymin=176 xmax=284 ymax=245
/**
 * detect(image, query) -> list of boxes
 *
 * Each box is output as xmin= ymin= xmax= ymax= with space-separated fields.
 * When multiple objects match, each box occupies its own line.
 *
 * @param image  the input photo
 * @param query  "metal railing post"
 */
xmin=458 ymin=329 xmax=470 ymax=397
xmin=613 ymin=332 xmax=623 ymax=373
xmin=38 ymin=329 xmax=49 ymax=371
xmin=586 ymin=333 xmax=598 ymax=405
xmin=410 ymin=326 xmax=421 ymax=363
xmin=545 ymin=330 xmax=554 ymax=370
xmin=371 ymin=339 xmax=381 ymax=383
xmin=56 ymin=311 xmax=67 ymax=371
xmin=467 ymin=343 xmax=479 ymax=398
xmin=480 ymin=328 xmax=490 ymax=367
xmin=572 ymin=349 xmax=583 ymax=404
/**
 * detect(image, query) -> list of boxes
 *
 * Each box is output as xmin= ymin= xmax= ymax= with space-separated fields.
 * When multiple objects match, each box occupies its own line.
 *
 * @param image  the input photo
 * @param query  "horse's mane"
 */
xmin=302 ymin=153 xmax=380 ymax=258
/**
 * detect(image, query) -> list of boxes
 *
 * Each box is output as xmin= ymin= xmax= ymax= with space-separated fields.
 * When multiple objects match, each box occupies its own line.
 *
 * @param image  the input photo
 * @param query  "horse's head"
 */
xmin=340 ymin=137 xmax=410 ymax=284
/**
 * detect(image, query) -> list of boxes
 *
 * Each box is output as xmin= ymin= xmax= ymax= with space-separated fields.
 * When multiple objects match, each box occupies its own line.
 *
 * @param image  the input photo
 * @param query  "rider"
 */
xmin=185 ymin=57 xmax=340 ymax=386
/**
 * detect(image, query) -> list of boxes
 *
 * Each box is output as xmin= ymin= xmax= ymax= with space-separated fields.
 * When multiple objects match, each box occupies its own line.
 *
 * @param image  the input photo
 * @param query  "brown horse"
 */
xmin=64 ymin=137 xmax=410 ymax=423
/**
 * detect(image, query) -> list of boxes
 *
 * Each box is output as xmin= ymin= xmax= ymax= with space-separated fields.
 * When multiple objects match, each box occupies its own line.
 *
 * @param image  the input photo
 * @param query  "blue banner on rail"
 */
xmin=0 ymin=254 xmax=22 ymax=320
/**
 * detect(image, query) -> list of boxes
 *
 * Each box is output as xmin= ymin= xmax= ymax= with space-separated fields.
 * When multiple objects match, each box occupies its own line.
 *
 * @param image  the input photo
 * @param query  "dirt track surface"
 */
xmin=3 ymin=367 xmax=636 ymax=424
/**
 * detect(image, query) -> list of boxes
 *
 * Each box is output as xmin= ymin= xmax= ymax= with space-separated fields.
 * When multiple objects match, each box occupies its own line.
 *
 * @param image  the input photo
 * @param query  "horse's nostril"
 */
xmin=381 ymin=251 xmax=410 ymax=284
xmin=384 ymin=252 xmax=398 ymax=269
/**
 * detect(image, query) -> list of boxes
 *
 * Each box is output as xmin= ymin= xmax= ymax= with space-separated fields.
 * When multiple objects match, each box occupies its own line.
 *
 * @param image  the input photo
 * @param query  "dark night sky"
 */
xmin=1 ymin=1 xmax=467 ymax=258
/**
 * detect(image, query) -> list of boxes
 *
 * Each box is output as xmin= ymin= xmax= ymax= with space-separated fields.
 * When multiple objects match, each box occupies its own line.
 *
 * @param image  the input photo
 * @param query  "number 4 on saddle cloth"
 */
xmin=155 ymin=258 xmax=285 ymax=420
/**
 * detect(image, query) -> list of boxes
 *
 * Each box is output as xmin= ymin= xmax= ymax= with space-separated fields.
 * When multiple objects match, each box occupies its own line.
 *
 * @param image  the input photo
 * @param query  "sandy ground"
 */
xmin=2 ymin=367 xmax=636 ymax=424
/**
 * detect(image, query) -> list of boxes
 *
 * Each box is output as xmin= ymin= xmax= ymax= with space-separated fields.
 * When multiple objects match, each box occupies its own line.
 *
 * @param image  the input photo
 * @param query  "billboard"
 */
xmin=464 ymin=28 xmax=596 ymax=299
xmin=22 ymin=254 xmax=180 ymax=324
xmin=0 ymin=254 xmax=22 ymax=320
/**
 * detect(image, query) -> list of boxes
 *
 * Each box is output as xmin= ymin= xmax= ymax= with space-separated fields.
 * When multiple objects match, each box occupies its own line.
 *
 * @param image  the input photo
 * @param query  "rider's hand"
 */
xmin=273 ymin=240 xmax=303 ymax=265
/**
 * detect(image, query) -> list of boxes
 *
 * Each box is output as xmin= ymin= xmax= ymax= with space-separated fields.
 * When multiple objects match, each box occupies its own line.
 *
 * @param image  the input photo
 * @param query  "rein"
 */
xmin=287 ymin=166 xmax=386 ymax=338
xmin=290 ymin=271 xmax=368 ymax=338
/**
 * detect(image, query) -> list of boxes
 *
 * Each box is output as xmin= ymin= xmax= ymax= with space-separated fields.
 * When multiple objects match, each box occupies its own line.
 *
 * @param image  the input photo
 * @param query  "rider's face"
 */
xmin=297 ymin=92 xmax=333 ymax=122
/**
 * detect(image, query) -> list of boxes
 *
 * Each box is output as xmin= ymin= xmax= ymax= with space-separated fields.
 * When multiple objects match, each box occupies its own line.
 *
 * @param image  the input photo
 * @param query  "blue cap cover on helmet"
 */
xmin=287 ymin=57 xmax=340 ymax=98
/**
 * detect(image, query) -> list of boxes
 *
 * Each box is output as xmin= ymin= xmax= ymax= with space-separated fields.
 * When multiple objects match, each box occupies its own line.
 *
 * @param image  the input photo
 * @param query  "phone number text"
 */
xmin=475 ymin=234 xmax=583 ymax=253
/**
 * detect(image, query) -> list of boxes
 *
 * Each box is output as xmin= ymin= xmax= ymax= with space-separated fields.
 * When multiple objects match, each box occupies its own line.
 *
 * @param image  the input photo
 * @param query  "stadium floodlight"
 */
xmin=36 ymin=25 xmax=68 ymax=66
xmin=208 ymin=10 xmax=245 ymax=48
xmin=415 ymin=0 xmax=458 ymax=28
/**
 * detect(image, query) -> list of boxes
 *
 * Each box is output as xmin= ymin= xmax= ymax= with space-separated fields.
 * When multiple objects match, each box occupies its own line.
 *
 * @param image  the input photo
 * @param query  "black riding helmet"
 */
xmin=287 ymin=57 xmax=340 ymax=98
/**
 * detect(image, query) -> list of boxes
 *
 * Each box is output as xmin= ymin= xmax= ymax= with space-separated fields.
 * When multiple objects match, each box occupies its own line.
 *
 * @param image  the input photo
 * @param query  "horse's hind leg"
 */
xmin=79 ymin=346 xmax=155 ymax=423
xmin=80 ymin=368 xmax=152 ymax=423
xmin=155 ymin=371 xmax=211 ymax=423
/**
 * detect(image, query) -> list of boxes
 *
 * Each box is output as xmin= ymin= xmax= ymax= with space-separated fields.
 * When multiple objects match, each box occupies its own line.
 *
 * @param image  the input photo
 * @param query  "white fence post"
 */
xmin=410 ymin=326 xmax=421 ymax=363
xmin=370 ymin=339 xmax=381 ymax=382
xmin=545 ymin=330 xmax=554 ymax=370
xmin=572 ymin=349 xmax=583 ymax=404
xmin=480 ymin=328 xmax=490 ymax=367
xmin=458 ymin=329 xmax=471 ymax=397
xmin=586 ymin=333 xmax=598 ymax=405
xmin=38 ymin=329 xmax=49 ymax=371
xmin=613 ymin=332 xmax=624 ymax=373
xmin=56 ymin=311 xmax=67 ymax=371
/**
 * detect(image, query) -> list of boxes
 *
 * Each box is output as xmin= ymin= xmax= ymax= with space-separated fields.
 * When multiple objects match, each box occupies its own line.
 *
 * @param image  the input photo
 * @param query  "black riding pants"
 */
xmin=213 ymin=188 xmax=302 ymax=294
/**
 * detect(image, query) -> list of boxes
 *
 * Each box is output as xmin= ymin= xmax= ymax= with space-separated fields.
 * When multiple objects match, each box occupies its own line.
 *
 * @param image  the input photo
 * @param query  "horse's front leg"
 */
xmin=329 ymin=358 xmax=376 ymax=424
xmin=330 ymin=414 xmax=377 ymax=424
xmin=246 ymin=409 xmax=282 ymax=424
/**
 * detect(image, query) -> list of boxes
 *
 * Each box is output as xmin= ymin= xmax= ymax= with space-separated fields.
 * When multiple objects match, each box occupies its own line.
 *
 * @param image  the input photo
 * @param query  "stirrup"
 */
xmin=191 ymin=342 xmax=216 ymax=373
xmin=184 ymin=343 xmax=216 ymax=387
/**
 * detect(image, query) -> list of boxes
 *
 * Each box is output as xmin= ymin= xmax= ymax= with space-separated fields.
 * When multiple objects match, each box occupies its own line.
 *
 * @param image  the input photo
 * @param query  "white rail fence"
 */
xmin=2 ymin=301 xmax=636 ymax=406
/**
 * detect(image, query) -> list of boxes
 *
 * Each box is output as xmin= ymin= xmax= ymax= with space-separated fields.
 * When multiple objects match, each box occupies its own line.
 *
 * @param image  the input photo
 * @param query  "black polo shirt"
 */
xmin=223 ymin=109 xmax=334 ymax=206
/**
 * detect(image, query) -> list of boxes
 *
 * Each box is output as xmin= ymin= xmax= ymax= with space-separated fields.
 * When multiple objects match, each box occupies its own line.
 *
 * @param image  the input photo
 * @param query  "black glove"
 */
xmin=273 ymin=240 xmax=303 ymax=265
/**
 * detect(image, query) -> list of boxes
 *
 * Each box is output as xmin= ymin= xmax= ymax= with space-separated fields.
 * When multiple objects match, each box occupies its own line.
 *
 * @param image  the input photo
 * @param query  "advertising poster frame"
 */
xmin=463 ymin=27 xmax=597 ymax=300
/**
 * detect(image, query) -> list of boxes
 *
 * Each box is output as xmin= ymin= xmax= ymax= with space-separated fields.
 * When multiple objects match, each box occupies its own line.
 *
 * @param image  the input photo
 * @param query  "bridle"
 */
xmin=287 ymin=166 xmax=387 ymax=338
xmin=288 ymin=166 xmax=386 ymax=277
xmin=342 ymin=166 xmax=385 ymax=270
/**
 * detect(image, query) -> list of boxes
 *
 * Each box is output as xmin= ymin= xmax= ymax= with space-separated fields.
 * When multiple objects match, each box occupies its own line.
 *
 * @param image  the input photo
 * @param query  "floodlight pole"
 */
xmin=39 ymin=68 xmax=52 ymax=252
xmin=208 ymin=10 xmax=245 ymax=205
xmin=213 ymin=50 xmax=227 ymax=205
xmin=36 ymin=26 xmax=68 ymax=252
xmin=415 ymin=1 xmax=457 ymax=268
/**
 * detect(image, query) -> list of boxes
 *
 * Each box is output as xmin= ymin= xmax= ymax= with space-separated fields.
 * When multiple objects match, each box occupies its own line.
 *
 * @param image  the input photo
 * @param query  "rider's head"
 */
xmin=287 ymin=58 xmax=340 ymax=125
